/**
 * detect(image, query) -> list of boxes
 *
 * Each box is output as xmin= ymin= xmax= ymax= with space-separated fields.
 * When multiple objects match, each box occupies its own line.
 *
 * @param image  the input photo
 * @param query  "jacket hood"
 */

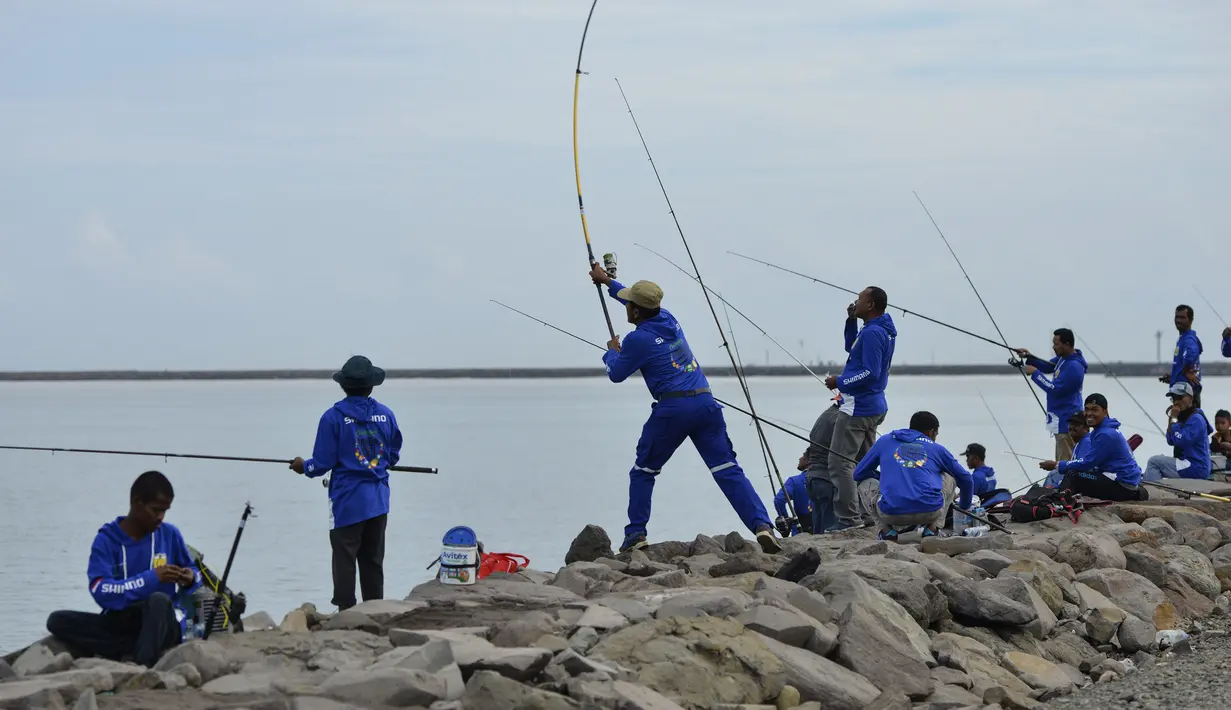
xmin=335 ymin=396 xmax=379 ymax=421
xmin=99 ymin=517 xmax=155 ymax=544
xmin=867 ymin=313 xmax=897 ymax=338
xmin=1097 ymin=417 xmax=1122 ymax=431
xmin=1066 ymin=349 xmax=1089 ymax=371
xmin=1181 ymin=329 xmax=1203 ymax=353
xmin=890 ymin=428 xmax=927 ymax=443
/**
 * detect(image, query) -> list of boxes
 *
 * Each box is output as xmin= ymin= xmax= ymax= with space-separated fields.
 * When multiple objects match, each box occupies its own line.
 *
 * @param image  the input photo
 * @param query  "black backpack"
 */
xmin=1004 ymin=486 xmax=1084 ymax=524
xmin=187 ymin=544 xmax=247 ymax=634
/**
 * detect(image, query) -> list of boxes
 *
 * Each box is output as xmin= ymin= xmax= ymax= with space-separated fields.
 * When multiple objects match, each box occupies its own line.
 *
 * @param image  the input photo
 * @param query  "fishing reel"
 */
xmin=1008 ymin=356 xmax=1024 ymax=369
xmin=602 ymin=252 xmax=617 ymax=279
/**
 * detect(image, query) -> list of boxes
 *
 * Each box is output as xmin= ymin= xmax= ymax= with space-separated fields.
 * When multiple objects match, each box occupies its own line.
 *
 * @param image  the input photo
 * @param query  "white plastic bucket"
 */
xmin=437 ymin=526 xmax=480 ymax=586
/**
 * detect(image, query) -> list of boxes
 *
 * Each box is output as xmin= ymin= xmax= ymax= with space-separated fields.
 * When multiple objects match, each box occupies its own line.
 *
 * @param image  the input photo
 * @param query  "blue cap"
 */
xmin=443 ymin=526 xmax=477 ymax=546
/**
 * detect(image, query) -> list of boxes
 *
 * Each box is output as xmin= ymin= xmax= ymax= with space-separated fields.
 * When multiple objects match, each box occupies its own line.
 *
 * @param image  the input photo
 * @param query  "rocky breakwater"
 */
xmin=4 ymin=504 xmax=1231 ymax=710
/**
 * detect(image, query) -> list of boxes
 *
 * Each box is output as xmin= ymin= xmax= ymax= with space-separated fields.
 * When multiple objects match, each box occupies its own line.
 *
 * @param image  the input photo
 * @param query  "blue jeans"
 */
xmin=807 ymin=476 xmax=837 ymax=534
xmin=625 ymin=396 xmax=772 ymax=540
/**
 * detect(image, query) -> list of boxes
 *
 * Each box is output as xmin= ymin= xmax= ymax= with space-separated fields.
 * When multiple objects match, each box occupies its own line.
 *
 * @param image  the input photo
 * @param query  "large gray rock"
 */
xmin=567 ymin=525 xmax=615 ymax=564
xmin=567 ymin=678 xmax=686 ymax=709
xmin=1117 ymin=614 xmax=1157 ymax=653
xmin=13 ymin=644 xmax=73 ymax=677
xmin=919 ymin=535 xmax=1014 ymax=556
xmin=1001 ymin=651 xmax=1075 ymax=695
xmin=154 ymin=639 xmax=232 ymax=682
xmin=1041 ymin=632 xmax=1104 ymax=669
xmin=755 ymin=634 xmax=881 ymax=710
xmin=835 ymin=603 xmax=934 ymax=699
xmin=589 ymin=616 xmax=786 ymax=708
xmin=318 ymin=667 xmax=447 ymax=707
xmin=998 ymin=559 xmax=1070 ymax=616
xmin=1055 ymin=531 xmax=1126 ymax=573
xmin=547 ymin=649 xmax=631 ymax=681
xmin=801 ymin=557 xmax=946 ymax=626
xmin=887 ymin=547 xmax=989 ymax=584
xmin=346 ymin=599 xmax=427 ymax=625
xmin=678 ymin=553 xmax=727 ymax=578
xmin=322 ymin=609 xmax=380 ymax=634
xmin=464 ymin=669 xmax=579 ymax=709
xmin=1074 ymin=583 xmax=1126 ymax=644
xmin=372 ymin=639 xmax=464 ymax=700
xmin=652 ymin=588 xmax=753 ymax=619
xmin=591 ymin=596 xmax=654 ymax=623
xmin=1103 ymin=522 xmax=1160 ymax=548
xmin=407 ymin=576 xmax=585 ymax=606
xmin=0 ymin=668 xmax=115 ymax=707
xmin=689 ymin=534 xmax=727 ymax=557
xmin=820 ymin=572 xmax=931 ymax=660
xmin=937 ymin=576 xmax=1038 ymax=627
xmin=1073 ymin=568 xmax=1176 ymax=630
xmin=708 ymin=553 xmax=783 ymax=578
xmin=925 ymin=683 xmax=984 ymax=709
xmin=737 ymin=605 xmax=827 ymax=648
xmin=1141 ymin=517 xmax=1182 ymax=545
xmin=491 ymin=610 xmax=558 ymax=648
xmin=958 ymin=550 xmax=1015 ymax=577
xmin=552 ymin=562 xmax=628 ymax=598
xmin=1161 ymin=543 xmax=1221 ymax=598
xmin=983 ymin=576 xmax=1058 ymax=639
xmin=576 ymin=604 xmax=630 ymax=632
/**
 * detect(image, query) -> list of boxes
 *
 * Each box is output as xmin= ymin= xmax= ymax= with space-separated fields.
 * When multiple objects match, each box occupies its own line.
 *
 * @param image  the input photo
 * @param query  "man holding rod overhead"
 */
xmin=1013 ymin=328 xmax=1087 ymax=461
xmin=590 ymin=264 xmax=781 ymax=555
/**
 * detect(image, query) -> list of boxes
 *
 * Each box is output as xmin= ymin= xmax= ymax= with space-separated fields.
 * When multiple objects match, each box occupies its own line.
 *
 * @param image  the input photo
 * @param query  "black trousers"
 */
xmin=46 ymin=592 xmax=180 ymax=668
xmin=1061 ymin=472 xmax=1149 ymax=502
xmin=330 ymin=514 xmax=387 ymax=610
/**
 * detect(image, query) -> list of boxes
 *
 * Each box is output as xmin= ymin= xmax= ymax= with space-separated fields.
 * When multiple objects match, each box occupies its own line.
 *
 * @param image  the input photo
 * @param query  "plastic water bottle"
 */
xmin=953 ymin=511 xmax=971 ymax=536
xmin=963 ymin=526 xmax=990 ymax=537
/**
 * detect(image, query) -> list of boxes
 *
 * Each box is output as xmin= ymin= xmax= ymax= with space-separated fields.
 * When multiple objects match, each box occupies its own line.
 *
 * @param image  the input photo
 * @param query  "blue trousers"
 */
xmin=626 ymin=396 xmax=772 ymax=540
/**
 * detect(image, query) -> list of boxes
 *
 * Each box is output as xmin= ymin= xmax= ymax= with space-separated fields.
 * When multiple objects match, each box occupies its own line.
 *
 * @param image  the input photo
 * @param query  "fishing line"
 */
xmin=976 ymin=390 xmax=1037 ymax=492
xmin=1075 ymin=336 xmax=1166 ymax=437
xmin=0 ymin=445 xmax=437 ymax=474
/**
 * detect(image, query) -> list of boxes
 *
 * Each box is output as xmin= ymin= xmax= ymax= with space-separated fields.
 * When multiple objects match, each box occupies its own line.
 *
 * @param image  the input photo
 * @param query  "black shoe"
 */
xmin=620 ymin=533 xmax=648 ymax=553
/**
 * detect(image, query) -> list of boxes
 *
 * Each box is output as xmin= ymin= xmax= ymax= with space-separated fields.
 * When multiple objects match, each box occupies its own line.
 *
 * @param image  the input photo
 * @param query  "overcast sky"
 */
xmin=2 ymin=1 xmax=1229 ymax=371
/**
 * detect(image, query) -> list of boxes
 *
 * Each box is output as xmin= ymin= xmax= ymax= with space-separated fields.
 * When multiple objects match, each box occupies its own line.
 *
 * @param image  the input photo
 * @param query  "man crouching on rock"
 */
xmin=46 ymin=471 xmax=201 ymax=667
xmin=852 ymin=411 xmax=974 ymax=542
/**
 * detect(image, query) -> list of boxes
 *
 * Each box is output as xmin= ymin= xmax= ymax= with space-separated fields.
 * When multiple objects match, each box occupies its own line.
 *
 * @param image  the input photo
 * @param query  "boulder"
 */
xmin=1041 ymin=632 xmax=1103 ymax=669
xmin=576 ymin=604 xmax=630 ymax=632
xmin=1213 ymin=545 xmax=1231 ymax=590
xmin=754 ymin=634 xmax=880 ymax=710
xmin=589 ymin=616 xmax=786 ymax=708
xmin=407 ymin=575 xmax=585 ymax=607
xmin=709 ymin=553 xmax=783 ymax=578
xmin=982 ymin=576 xmax=1057 ymax=639
xmin=462 ymin=669 xmax=579 ymax=709
xmin=569 ymin=627 xmax=601 ymax=654
xmin=1001 ymin=651 xmax=1074 ymax=695
xmin=641 ymin=541 xmax=693 ymax=564
xmin=1073 ymin=568 xmax=1176 ymax=630
xmin=1117 ymin=614 xmax=1157 ymax=653
xmin=1184 ymin=526 xmax=1223 ymax=555
xmin=552 ymin=562 xmax=628 ymax=598
xmin=937 ymin=577 xmax=1037 ymax=627
xmin=652 ymin=588 xmax=753 ymax=619
xmin=1141 ymin=517 xmax=1182 ymax=544
xmin=372 ymin=638 xmax=464 ymax=700
xmin=925 ymin=683 xmax=984 ymax=708
xmin=591 ymin=596 xmax=654 ymax=623
xmin=887 ymin=548 xmax=989 ymax=583
xmin=567 ymin=678 xmax=686 ymax=709
xmin=678 ymin=553 xmax=727 ymax=578
xmin=689 ymin=534 xmax=727 ymax=557
xmin=724 ymin=532 xmax=761 ymax=555
xmin=567 ymin=525 xmax=615 ymax=564
xmin=834 ymin=603 xmax=934 ymax=699
xmin=280 ymin=609 xmax=311 ymax=632
xmin=1103 ymin=523 xmax=1159 ymax=548
xmin=346 ymin=599 xmax=427 ymax=625
xmin=153 ymin=640 xmax=232 ymax=683
xmin=1161 ymin=544 xmax=1221 ymax=598
xmin=836 ymin=540 xmax=891 ymax=558
xmin=0 ymin=668 xmax=115 ymax=707
xmin=998 ymin=560 xmax=1067 ymax=616
xmin=1073 ymin=583 xmax=1126 ymax=644
xmin=12 ymin=644 xmax=72 ymax=677
xmin=738 ymin=605 xmax=826 ymax=648
xmin=612 ymin=570 xmax=690 ymax=592
xmin=819 ymin=572 xmax=932 ymax=660
xmin=801 ymin=557 xmax=946 ymax=626
xmin=920 ymin=535 xmax=1015 ymax=556
xmin=322 ymin=610 xmax=379 ymax=634
xmin=547 ymin=649 xmax=632 ymax=680
xmin=958 ymin=550 xmax=1015 ymax=577
xmin=962 ymin=654 xmax=1034 ymax=700
xmin=931 ymin=666 xmax=973 ymax=689
xmin=1055 ymin=531 xmax=1126 ymax=573
xmin=452 ymin=643 xmax=552 ymax=682
xmin=491 ymin=611 xmax=558 ymax=648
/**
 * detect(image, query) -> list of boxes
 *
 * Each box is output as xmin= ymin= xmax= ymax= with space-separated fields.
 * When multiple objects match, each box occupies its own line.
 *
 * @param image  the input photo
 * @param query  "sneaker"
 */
xmin=823 ymin=522 xmax=856 ymax=534
xmin=920 ymin=526 xmax=939 ymax=538
xmin=619 ymin=534 xmax=648 ymax=553
xmin=878 ymin=529 xmax=899 ymax=542
xmin=755 ymin=526 xmax=783 ymax=554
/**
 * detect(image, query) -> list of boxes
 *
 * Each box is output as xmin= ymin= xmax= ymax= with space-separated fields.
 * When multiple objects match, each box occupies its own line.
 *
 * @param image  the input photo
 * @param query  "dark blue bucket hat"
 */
xmin=333 ymin=355 xmax=386 ymax=388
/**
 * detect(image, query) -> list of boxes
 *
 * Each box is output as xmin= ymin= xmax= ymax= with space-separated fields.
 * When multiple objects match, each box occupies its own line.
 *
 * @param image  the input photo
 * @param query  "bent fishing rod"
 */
xmin=1075 ymin=336 xmax=1166 ymax=437
xmin=636 ymin=242 xmax=835 ymax=395
xmin=913 ymin=192 xmax=1046 ymax=417
xmin=490 ymin=300 xmax=1008 ymax=533
xmin=613 ymin=77 xmax=791 ymax=504
xmin=0 ymin=445 xmax=438 ymax=474
xmin=1008 ymin=452 xmax=1230 ymax=503
xmin=728 ymin=251 xmax=1007 ymax=351
xmin=572 ymin=0 xmax=617 ymax=340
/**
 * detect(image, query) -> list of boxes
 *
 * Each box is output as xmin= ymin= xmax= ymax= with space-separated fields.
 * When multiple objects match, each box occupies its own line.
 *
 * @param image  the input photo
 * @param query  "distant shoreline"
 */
xmin=0 ymin=362 xmax=1207 ymax=381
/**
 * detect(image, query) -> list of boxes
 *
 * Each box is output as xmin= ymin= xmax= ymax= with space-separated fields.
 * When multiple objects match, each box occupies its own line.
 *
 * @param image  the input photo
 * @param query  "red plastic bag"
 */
xmin=478 ymin=552 xmax=530 ymax=579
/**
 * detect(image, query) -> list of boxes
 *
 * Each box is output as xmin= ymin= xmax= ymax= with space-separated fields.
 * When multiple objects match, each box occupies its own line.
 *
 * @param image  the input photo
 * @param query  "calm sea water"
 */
xmin=0 ymin=374 xmax=1213 ymax=652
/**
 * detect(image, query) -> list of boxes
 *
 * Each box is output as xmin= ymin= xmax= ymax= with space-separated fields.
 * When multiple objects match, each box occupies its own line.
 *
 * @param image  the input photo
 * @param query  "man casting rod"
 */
xmin=728 ymin=251 xmax=1008 ymax=351
xmin=613 ymin=77 xmax=791 ymax=503
xmin=489 ymin=300 xmax=1008 ymax=533
xmin=912 ymin=191 xmax=1046 ymax=417
xmin=0 ymin=445 xmax=437 ymax=474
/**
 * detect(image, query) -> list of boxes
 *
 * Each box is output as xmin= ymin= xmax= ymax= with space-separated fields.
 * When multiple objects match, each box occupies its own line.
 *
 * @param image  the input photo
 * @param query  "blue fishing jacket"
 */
xmin=773 ymin=473 xmax=814 ymax=534
xmin=88 ymin=519 xmax=202 ymax=639
xmin=853 ymin=429 xmax=974 ymax=516
xmin=836 ymin=313 xmax=897 ymax=417
xmin=1055 ymin=417 xmax=1141 ymax=486
xmin=602 ymin=280 xmax=709 ymax=399
xmin=1168 ymin=408 xmax=1213 ymax=480
xmin=1171 ymin=330 xmax=1202 ymax=386
xmin=1025 ymin=350 xmax=1088 ymax=434
xmin=303 ymin=396 xmax=403 ymax=529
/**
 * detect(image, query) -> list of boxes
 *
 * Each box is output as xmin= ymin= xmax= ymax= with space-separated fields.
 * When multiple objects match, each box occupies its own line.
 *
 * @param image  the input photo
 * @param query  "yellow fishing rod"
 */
xmin=572 ymin=0 xmax=616 ymax=339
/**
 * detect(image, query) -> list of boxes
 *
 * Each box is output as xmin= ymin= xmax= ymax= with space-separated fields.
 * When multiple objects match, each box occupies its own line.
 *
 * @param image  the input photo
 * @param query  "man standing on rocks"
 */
xmin=1038 ymin=393 xmax=1147 ymax=501
xmin=590 ymin=264 xmax=781 ymax=554
xmin=852 ymin=411 xmax=973 ymax=541
xmin=809 ymin=288 xmax=897 ymax=533
xmin=1144 ymin=382 xmax=1213 ymax=482
xmin=1014 ymin=328 xmax=1087 ymax=460
xmin=292 ymin=355 xmax=403 ymax=611
xmin=45 ymin=471 xmax=201 ymax=667
xmin=1159 ymin=304 xmax=1202 ymax=407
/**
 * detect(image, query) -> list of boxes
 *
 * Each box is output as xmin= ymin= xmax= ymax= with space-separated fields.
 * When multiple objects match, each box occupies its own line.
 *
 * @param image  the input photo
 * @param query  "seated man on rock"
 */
xmin=1144 ymin=382 xmax=1213 ymax=482
xmin=46 ymin=471 xmax=202 ymax=667
xmin=773 ymin=452 xmax=815 ymax=536
xmin=1044 ymin=412 xmax=1090 ymax=488
xmin=1038 ymin=393 xmax=1148 ymax=502
xmin=852 ymin=410 xmax=974 ymax=541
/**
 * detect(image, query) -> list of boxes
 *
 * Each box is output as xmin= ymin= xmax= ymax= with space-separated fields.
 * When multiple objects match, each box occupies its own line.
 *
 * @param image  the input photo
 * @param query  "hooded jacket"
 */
xmin=853 ymin=429 xmax=974 ymax=516
xmin=1044 ymin=433 xmax=1088 ymax=488
xmin=88 ymin=519 xmax=201 ymax=638
xmin=1056 ymin=417 xmax=1141 ymax=486
xmin=773 ymin=473 xmax=814 ymax=534
xmin=303 ymin=396 xmax=403 ymax=529
xmin=1171 ymin=330 xmax=1202 ymax=386
xmin=836 ymin=313 xmax=897 ymax=418
xmin=1025 ymin=350 xmax=1088 ymax=434
xmin=971 ymin=465 xmax=997 ymax=496
xmin=1167 ymin=407 xmax=1213 ymax=480
xmin=602 ymin=280 xmax=710 ymax=400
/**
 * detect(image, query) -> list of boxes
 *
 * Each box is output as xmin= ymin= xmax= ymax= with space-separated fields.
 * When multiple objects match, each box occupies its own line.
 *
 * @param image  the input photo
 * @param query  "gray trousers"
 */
xmin=857 ymin=475 xmax=956 ymax=532
xmin=1143 ymin=455 xmax=1190 ymax=482
xmin=806 ymin=405 xmax=884 ymax=526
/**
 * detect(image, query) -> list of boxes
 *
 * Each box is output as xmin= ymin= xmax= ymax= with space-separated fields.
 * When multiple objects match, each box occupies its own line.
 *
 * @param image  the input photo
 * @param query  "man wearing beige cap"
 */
xmin=589 ymin=264 xmax=780 ymax=554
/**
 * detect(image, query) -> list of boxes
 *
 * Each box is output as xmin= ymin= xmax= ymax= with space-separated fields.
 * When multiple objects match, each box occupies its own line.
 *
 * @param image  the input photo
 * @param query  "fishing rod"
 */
xmin=727 ymin=251 xmax=1007 ymax=351
xmin=976 ymin=390 xmax=1038 ymax=492
xmin=1008 ymin=451 xmax=1230 ymax=503
xmin=202 ymin=502 xmax=254 ymax=640
xmin=724 ymin=297 xmax=791 ymax=517
xmin=571 ymin=0 xmax=617 ymax=340
xmin=1193 ymin=286 xmax=1228 ymax=327
xmin=913 ymin=192 xmax=1046 ymax=417
xmin=1075 ymin=336 xmax=1166 ymax=437
xmin=0 ymin=445 xmax=438 ymax=474
xmin=636 ymin=242 xmax=835 ymax=394
xmin=613 ymin=78 xmax=790 ymax=500
xmin=491 ymin=301 xmax=1008 ymax=533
